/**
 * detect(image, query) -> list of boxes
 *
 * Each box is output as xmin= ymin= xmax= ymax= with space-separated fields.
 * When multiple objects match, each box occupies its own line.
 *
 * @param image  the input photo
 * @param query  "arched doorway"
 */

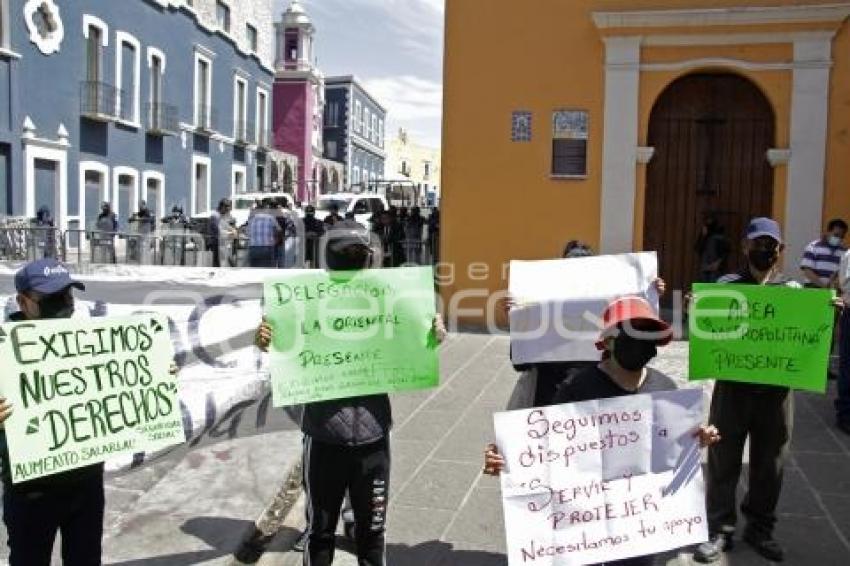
xmin=332 ymin=170 xmax=340 ymax=191
xmin=321 ymin=168 xmax=330 ymax=193
xmin=283 ymin=163 xmax=293 ymax=194
xmin=269 ymin=161 xmax=279 ymax=191
xmin=643 ymin=73 xmax=775 ymax=296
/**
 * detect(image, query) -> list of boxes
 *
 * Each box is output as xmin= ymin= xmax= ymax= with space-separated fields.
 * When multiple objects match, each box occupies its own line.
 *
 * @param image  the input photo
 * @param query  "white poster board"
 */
xmin=509 ymin=253 xmax=659 ymax=364
xmin=494 ymin=389 xmax=708 ymax=565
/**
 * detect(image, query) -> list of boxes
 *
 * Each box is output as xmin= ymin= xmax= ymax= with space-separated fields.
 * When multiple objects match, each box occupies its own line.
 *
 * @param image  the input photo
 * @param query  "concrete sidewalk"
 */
xmin=260 ymin=333 xmax=850 ymax=566
xmin=0 ymin=427 xmax=303 ymax=566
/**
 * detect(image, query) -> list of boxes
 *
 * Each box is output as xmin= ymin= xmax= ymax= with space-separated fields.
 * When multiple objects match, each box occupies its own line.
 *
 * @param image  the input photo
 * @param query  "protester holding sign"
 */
xmin=256 ymin=224 xmax=446 ymax=566
xmin=694 ymin=218 xmax=840 ymax=564
xmin=485 ymin=296 xmax=720 ymax=566
xmin=501 ymin=248 xmax=666 ymax=407
xmin=0 ymin=259 xmax=104 ymax=566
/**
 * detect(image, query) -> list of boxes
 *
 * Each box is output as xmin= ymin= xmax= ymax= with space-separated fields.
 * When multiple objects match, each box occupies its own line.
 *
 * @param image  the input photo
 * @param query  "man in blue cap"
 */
xmin=695 ymin=218 xmax=805 ymax=563
xmin=0 ymin=258 xmax=105 ymax=565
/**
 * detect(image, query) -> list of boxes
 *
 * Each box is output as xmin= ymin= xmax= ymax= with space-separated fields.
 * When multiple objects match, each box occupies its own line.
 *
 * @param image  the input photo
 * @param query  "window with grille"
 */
xmin=216 ymin=1 xmax=231 ymax=33
xmin=246 ymin=23 xmax=258 ymax=53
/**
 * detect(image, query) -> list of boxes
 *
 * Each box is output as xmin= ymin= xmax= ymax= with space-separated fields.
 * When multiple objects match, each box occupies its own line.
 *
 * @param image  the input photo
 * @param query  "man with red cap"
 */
xmin=484 ymin=295 xmax=720 ymax=566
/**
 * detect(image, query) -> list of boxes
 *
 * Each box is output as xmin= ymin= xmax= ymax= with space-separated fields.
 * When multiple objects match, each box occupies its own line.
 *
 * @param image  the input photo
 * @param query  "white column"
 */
xmin=599 ymin=36 xmax=641 ymax=254
xmin=785 ymin=34 xmax=833 ymax=269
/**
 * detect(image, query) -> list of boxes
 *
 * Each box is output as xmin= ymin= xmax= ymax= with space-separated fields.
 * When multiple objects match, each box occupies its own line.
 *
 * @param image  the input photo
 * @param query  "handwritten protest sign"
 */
xmin=689 ymin=284 xmax=834 ymax=392
xmin=509 ymin=253 xmax=659 ymax=364
xmin=264 ymin=266 xmax=439 ymax=406
xmin=495 ymin=389 xmax=707 ymax=565
xmin=0 ymin=314 xmax=182 ymax=483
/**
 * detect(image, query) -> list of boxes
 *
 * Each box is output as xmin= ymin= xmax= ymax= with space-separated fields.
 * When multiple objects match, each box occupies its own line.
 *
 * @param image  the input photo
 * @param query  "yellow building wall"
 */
xmin=442 ymin=0 xmax=850 ymax=325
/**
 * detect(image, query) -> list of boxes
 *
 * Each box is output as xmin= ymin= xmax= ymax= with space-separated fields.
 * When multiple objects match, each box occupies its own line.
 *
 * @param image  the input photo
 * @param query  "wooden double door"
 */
xmin=643 ymin=73 xmax=775 ymax=296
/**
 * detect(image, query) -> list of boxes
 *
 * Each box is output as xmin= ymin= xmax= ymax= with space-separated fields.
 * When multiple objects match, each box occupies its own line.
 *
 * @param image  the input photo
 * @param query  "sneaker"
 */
xmin=743 ymin=531 xmax=784 ymax=562
xmin=293 ymin=529 xmax=308 ymax=553
xmin=694 ymin=532 xmax=734 ymax=563
xmin=837 ymin=420 xmax=850 ymax=436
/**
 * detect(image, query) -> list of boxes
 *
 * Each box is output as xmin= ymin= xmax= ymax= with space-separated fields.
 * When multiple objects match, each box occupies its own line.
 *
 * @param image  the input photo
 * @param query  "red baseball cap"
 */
xmin=595 ymin=296 xmax=672 ymax=350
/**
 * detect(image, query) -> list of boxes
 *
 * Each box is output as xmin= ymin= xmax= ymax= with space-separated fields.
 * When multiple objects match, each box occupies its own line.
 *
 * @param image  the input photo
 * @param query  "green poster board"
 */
xmin=264 ymin=266 xmax=439 ymax=406
xmin=0 ymin=314 xmax=183 ymax=483
xmin=689 ymin=283 xmax=834 ymax=392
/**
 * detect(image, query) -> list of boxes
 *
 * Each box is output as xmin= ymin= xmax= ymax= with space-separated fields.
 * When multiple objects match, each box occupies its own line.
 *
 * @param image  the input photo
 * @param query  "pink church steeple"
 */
xmin=272 ymin=0 xmax=325 ymax=203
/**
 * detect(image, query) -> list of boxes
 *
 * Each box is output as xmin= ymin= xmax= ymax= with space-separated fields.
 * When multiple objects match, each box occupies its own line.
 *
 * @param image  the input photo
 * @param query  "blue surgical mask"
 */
xmin=829 ymin=235 xmax=842 ymax=247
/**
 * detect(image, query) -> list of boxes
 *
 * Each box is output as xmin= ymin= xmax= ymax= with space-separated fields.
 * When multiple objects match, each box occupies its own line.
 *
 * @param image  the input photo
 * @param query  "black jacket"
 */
xmin=301 ymin=394 xmax=391 ymax=446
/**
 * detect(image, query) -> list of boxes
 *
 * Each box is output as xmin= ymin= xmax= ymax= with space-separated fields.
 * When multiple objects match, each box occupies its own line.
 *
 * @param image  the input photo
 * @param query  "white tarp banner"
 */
xmin=0 ymin=263 xmax=300 ymax=474
xmin=494 ymin=389 xmax=708 ymax=566
xmin=508 ymin=253 xmax=659 ymax=364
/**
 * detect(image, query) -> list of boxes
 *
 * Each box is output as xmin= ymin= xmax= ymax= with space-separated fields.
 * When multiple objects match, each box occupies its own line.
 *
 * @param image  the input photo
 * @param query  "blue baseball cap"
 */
xmin=746 ymin=217 xmax=783 ymax=243
xmin=15 ymin=259 xmax=85 ymax=295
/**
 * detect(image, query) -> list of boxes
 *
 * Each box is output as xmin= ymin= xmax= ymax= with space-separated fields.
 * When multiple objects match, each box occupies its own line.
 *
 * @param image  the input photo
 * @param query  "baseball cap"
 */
xmin=746 ymin=217 xmax=782 ymax=243
xmin=595 ymin=296 xmax=671 ymax=350
xmin=15 ymin=259 xmax=85 ymax=295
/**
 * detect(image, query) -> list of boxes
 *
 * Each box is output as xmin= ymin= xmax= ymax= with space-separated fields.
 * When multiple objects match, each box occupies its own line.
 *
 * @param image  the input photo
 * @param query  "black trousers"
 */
xmin=303 ymin=435 xmax=389 ymax=566
xmin=2 ymin=473 xmax=105 ymax=565
xmin=706 ymin=381 xmax=793 ymax=537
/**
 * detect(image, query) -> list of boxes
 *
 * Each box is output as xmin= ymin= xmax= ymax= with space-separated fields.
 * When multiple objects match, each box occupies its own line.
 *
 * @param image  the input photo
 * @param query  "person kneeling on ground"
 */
xmin=483 ymin=296 xmax=720 ymax=566
xmin=255 ymin=225 xmax=447 ymax=566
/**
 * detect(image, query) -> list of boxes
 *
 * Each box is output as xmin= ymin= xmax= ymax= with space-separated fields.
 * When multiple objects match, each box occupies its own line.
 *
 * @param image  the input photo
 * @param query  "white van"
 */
xmin=230 ymin=192 xmax=297 ymax=227
xmin=315 ymin=193 xmax=388 ymax=226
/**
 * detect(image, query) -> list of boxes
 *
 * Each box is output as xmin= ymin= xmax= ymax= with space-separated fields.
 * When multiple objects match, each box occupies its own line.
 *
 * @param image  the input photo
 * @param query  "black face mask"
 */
xmin=326 ymin=246 xmax=371 ymax=271
xmin=36 ymin=292 xmax=74 ymax=319
xmin=748 ymin=249 xmax=778 ymax=272
xmin=613 ymin=333 xmax=657 ymax=372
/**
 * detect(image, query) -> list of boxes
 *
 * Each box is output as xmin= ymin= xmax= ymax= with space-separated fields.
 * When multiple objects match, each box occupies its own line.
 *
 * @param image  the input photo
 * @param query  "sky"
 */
xmin=273 ymin=0 xmax=445 ymax=148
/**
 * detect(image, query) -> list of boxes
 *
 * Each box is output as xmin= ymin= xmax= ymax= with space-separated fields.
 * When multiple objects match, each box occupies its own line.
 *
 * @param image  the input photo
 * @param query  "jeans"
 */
xmin=836 ymin=308 xmax=850 ymax=424
xmin=706 ymin=382 xmax=792 ymax=537
xmin=249 ymin=246 xmax=277 ymax=268
xmin=2 ymin=472 xmax=105 ymax=565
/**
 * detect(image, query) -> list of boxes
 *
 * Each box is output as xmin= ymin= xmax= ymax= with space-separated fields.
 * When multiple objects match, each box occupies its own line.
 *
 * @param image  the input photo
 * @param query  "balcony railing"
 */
xmin=146 ymin=103 xmax=179 ymax=136
xmin=117 ymin=89 xmax=136 ymax=124
xmin=195 ymin=105 xmax=217 ymax=133
xmin=80 ymin=81 xmax=118 ymax=121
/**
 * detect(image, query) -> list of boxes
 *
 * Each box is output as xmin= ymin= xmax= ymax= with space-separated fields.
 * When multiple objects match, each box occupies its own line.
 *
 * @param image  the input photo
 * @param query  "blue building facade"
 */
xmin=323 ymin=75 xmax=386 ymax=190
xmin=0 ymin=0 xmax=274 ymax=234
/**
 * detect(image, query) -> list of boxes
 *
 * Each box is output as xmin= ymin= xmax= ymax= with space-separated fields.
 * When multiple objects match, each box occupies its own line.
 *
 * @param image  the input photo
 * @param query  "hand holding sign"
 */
xmin=509 ymin=253 xmax=660 ymax=364
xmin=264 ymin=266 xmax=439 ymax=407
xmin=0 ymin=396 xmax=12 ymax=424
xmin=0 ymin=314 xmax=183 ymax=483
xmin=689 ymin=284 xmax=835 ymax=392
xmin=494 ymin=390 xmax=707 ymax=565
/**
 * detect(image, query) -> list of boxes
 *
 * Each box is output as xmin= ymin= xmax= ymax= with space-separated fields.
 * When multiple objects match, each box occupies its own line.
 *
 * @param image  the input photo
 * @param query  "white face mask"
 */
xmin=829 ymin=235 xmax=843 ymax=247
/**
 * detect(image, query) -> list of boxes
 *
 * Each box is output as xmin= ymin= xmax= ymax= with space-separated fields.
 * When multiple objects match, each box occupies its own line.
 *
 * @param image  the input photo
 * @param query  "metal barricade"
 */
xmin=121 ymin=232 xmax=161 ymax=266
xmin=0 ymin=225 xmax=443 ymax=269
xmin=57 ymin=228 xmax=211 ymax=267
xmin=158 ymin=230 xmax=211 ymax=267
